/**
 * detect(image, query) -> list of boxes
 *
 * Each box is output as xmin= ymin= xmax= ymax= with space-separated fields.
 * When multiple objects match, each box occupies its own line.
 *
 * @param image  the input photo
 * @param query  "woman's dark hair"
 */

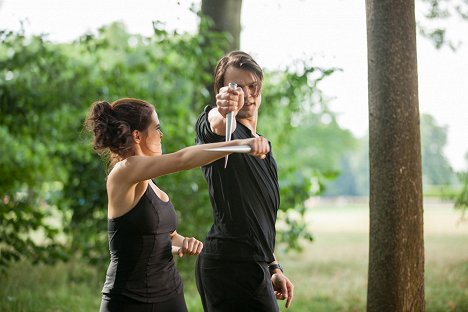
xmin=213 ymin=50 xmax=263 ymax=96
xmin=85 ymin=98 xmax=155 ymax=164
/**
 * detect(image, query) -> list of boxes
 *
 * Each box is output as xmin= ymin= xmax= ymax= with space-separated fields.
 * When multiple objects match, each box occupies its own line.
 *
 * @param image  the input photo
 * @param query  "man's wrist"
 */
xmin=268 ymin=263 xmax=284 ymax=275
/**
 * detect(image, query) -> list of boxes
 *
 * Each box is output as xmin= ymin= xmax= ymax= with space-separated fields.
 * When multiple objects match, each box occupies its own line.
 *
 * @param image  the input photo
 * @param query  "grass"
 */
xmin=1 ymin=199 xmax=467 ymax=312
xmin=0 ymin=261 xmax=101 ymax=312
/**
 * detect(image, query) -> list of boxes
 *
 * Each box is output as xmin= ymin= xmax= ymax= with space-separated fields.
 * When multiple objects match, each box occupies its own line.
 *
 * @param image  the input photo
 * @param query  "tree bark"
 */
xmin=366 ymin=1 xmax=425 ymax=311
xmin=201 ymin=0 xmax=242 ymax=52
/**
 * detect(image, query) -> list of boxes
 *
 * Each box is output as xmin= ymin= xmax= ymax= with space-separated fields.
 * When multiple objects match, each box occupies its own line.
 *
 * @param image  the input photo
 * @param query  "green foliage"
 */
xmin=327 ymin=113 xmax=457 ymax=196
xmin=452 ymin=171 xmax=468 ymax=216
xmin=261 ymin=62 xmax=355 ymax=249
xmin=0 ymin=21 xmax=347 ymax=269
xmin=418 ymin=0 xmax=468 ymax=51
xmin=420 ymin=113 xmax=456 ymax=186
xmin=325 ymin=135 xmax=369 ymax=196
xmin=0 ymin=23 xmax=227 ymax=271
xmin=0 ymin=30 xmax=75 ymax=270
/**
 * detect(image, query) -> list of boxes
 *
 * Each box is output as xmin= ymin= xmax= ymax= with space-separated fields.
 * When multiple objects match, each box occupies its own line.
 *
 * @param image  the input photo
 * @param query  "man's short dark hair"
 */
xmin=213 ymin=51 xmax=263 ymax=95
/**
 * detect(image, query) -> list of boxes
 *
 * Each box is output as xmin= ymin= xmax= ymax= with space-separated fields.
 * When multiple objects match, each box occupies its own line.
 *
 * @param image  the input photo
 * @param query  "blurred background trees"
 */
xmin=325 ymin=112 xmax=457 ymax=197
xmin=0 ymin=20 xmax=228 ymax=270
xmin=0 ymin=17 xmax=353 ymax=270
xmin=0 ymin=0 xmax=466 ymax=277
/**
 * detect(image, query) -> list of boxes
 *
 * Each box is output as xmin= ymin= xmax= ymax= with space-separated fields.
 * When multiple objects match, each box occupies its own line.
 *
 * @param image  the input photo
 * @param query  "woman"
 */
xmin=86 ymin=98 xmax=269 ymax=312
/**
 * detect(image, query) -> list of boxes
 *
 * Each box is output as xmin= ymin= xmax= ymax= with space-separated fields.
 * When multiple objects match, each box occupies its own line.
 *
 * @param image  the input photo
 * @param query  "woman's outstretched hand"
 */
xmin=244 ymin=136 xmax=270 ymax=159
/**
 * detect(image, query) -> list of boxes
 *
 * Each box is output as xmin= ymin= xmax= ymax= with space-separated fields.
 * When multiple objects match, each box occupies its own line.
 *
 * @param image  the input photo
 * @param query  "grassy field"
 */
xmin=284 ymin=198 xmax=468 ymax=312
xmin=1 ymin=199 xmax=467 ymax=312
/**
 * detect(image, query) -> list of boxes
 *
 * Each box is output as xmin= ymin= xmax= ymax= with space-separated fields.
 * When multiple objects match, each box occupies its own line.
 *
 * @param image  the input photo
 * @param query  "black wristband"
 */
xmin=268 ymin=263 xmax=283 ymax=274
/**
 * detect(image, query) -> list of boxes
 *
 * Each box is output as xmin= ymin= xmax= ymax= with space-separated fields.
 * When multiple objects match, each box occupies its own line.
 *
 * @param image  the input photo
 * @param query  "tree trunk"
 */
xmin=201 ymin=0 xmax=242 ymax=52
xmin=366 ymin=1 xmax=425 ymax=311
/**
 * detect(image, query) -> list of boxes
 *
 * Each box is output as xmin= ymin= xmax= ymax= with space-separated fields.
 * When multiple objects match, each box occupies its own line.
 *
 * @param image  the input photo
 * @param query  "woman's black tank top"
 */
xmin=102 ymin=184 xmax=183 ymax=303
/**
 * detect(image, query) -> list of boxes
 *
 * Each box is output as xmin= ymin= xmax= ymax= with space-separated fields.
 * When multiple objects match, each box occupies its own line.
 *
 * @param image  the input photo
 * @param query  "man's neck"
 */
xmin=237 ymin=117 xmax=258 ymax=136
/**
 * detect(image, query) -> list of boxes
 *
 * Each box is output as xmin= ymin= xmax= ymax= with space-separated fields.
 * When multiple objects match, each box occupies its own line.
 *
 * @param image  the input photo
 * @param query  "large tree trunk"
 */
xmin=201 ymin=0 xmax=242 ymax=52
xmin=199 ymin=0 xmax=242 ymax=104
xmin=366 ymin=1 xmax=425 ymax=311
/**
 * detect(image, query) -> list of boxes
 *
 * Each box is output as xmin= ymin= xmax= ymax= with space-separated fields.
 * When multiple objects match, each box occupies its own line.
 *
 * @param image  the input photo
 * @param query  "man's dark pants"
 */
xmin=195 ymin=255 xmax=279 ymax=312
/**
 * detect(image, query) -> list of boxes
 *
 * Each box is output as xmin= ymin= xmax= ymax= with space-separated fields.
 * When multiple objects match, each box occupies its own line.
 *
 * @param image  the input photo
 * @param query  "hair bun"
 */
xmin=85 ymin=98 xmax=154 ymax=161
xmin=87 ymin=100 xmax=130 ymax=152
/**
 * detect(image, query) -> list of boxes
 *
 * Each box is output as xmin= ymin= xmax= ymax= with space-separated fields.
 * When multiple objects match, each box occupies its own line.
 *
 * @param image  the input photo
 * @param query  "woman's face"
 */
xmin=140 ymin=111 xmax=163 ymax=156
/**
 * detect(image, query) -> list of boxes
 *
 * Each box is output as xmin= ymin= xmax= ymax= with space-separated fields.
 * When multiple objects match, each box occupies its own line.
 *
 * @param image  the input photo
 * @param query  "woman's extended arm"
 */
xmin=114 ymin=136 xmax=269 ymax=185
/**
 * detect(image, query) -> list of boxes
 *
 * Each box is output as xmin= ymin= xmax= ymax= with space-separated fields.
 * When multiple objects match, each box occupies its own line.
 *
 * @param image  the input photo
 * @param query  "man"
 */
xmin=195 ymin=51 xmax=294 ymax=311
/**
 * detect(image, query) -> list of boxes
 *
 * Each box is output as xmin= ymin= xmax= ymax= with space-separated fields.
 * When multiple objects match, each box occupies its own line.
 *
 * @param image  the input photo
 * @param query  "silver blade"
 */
xmin=204 ymin=145 xmax=252 ymax=153
xmin=224 ymin=111 xmax=233 ymax=168
xmin=224 ymin=82 xmax=238 ymax=168
xmin=224 ymin=154 xmax=229 ymax=168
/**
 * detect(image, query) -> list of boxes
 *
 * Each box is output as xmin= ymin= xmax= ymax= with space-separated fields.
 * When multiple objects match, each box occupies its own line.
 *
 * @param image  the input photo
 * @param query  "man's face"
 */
xmin=224 ymin=66 xmax=262 ymax=120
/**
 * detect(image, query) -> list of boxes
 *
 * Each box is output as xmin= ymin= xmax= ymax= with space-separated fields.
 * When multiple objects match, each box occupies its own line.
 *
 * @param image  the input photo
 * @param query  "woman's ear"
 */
xmin=132 ymin=130 xmax=141 ymax=144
